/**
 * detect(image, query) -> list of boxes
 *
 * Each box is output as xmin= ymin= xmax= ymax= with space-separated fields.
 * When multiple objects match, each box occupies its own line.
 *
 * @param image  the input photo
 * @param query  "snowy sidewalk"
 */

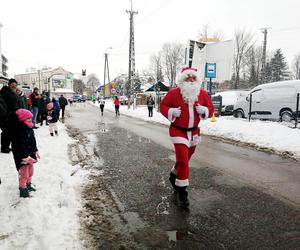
xmin=91 ymin=100 xmax=300 ymax=160
xmin=0 ymin=122 xmax=87 ymax=250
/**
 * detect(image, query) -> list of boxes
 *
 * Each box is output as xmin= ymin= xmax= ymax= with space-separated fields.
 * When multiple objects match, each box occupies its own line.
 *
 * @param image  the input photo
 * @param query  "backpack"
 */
xmin=0 ymin=93 xmax=8 ymax=126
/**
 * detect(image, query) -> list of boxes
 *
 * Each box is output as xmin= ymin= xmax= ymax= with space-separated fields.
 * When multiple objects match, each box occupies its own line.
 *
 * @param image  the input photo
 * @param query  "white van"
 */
xmin=233 ymin=80 xmax=300 ymax=122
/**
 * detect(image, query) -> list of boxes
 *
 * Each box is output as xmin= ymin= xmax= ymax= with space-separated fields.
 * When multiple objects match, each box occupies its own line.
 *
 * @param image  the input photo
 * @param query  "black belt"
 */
xmin=171 ymin=123 xmax=198 ymax=132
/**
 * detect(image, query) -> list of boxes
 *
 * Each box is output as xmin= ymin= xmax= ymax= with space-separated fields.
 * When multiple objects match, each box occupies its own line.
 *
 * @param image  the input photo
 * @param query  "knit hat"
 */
xmin=8 ymin=78 xmax=18 ymax=85
xmin=176 ymin=67 xmax=201 ymax=85
xmin=16 ymin=109 xmax=33 ymax=128
xmin=47 ymin=102 xmax=54 ymax=110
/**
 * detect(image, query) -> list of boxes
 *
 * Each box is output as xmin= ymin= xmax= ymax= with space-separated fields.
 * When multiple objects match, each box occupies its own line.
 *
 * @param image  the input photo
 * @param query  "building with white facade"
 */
xmin=14 ymin=66 xmax=75 ymax=99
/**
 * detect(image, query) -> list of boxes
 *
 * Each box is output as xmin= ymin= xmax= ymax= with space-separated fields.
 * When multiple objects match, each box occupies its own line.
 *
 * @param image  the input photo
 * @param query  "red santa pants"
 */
xmin=174 ymin=144 xmax=196 ymax=187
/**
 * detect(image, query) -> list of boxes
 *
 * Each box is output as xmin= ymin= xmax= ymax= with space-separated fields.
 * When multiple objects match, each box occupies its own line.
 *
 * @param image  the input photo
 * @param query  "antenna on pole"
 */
xmin=126 ymin=0 xmax=138 ymax=108
xmin=260 ymin=27 xmax=271 ymax=83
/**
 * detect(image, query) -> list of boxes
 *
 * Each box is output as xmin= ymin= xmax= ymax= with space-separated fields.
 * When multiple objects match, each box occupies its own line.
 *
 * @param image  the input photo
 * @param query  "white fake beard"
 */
xmin=178 ymin=81 xmax=201 ymax=104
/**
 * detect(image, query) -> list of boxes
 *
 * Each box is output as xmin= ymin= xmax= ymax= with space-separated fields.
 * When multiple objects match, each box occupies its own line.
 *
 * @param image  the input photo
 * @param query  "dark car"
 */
xmin=73 ymin=94 xmax=86 ymax=102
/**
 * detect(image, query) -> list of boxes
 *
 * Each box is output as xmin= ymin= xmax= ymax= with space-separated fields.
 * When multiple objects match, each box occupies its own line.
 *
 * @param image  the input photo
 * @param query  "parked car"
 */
xmin=213 ymin=90 xmax=248 ymax=115
xmin=120 ymin=96 xmax=128 ymax=105
xmin=233 ymin=80 xmax=300 ymax=122
xmin=73 ymin=94 xmax=86 ymax=102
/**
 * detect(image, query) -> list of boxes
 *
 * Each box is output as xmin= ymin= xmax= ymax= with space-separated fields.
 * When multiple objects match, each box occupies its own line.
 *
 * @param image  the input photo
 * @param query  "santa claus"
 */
xmin=160 ymin=67 xmax=214 ymax=208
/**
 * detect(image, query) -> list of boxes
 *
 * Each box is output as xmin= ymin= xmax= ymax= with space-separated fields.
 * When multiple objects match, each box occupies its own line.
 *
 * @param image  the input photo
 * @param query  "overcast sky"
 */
xmin=1 ymin=0 xmax=300 ymax=81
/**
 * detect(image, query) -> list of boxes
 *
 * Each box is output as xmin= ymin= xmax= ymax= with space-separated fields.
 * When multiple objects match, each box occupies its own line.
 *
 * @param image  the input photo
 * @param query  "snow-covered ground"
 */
xmin=0 ymin=123 xmax=88 ymax=250
xmin=92 ymin=99 xmax=300 ymax=159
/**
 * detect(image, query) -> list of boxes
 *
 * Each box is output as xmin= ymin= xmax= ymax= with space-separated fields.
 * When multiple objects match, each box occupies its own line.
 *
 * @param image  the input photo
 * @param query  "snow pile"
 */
xmin=0 ymin=123 xmax=87 ymax=249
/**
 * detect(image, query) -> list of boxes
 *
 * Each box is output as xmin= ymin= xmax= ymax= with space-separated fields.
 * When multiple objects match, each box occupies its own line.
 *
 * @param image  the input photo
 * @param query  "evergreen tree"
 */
xmin=270 ymin=49 xmax=289 ymax=82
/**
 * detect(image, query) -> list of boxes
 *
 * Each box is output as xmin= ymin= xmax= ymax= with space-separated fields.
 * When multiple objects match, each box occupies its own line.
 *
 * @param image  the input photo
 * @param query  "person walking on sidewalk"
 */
xmin=0 ymin=78 xmax=18 ymax=153
xmin=29 ymin=87 xmax=40 ymax=129
xmin=160 ymin=67 xmax=214 ymax=208
xmin=147 ymin=94 xmax=155 ymax=117
xmin=12 ymin=109 xmax=39 ymax=198
xmin=99 ymin=98 xmax=105 ymax=116
xmin=46 ymin=102 xmax=59 ymax=136
xmin=114 ymin=96 xmax=120 ymax=116
xmin=58 ymin=94 xmax=68 ymax=119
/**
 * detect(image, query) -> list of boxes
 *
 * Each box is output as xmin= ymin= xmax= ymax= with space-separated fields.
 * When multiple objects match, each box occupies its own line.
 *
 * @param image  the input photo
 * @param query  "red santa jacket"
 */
xmin=160 ymin=87 xmax=214 ymax=147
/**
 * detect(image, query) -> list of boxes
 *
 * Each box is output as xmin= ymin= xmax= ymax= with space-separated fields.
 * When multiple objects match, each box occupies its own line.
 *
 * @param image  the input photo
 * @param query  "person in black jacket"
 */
xmin=12 ymin=109 xmax=39 ymax=198
xmin=147 ymin=95 xmax=155 ymax=117
xmin=30 ymin=87 xmax=40 ymax=129
xmin=58 ymin=94 xmax=68 ymax=119
xmin=0 ymin=78 xmax=18 ymax=153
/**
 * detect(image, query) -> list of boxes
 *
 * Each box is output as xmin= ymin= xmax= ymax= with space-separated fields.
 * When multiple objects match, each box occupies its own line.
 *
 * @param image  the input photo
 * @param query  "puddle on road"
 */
xmin=166 ymin=230 xmax=193 ymax=242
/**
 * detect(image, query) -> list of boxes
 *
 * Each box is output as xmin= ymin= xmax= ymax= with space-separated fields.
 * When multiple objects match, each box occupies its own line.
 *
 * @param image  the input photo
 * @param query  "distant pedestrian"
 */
xmin=38 ymin=94 xmax=48 ymax=126
xmin=51 ymin=97 xmax=60 ymax=118
xmin=99 ymin=98 xmax=105 ymax=116
xmin=12 ymin=109 xmax=39 ymax=198
xmin=147 ymin=95 xmax=155 ymax=117
xmin=46 ymin=102 xmax=59 ymax=136
xmin=58 ymin=94 xmax=68 ymax=118
xmin=114 ymin=96 xmax=120 ymax=116
xmin=29 ymin=87 xmax=40 ymax=129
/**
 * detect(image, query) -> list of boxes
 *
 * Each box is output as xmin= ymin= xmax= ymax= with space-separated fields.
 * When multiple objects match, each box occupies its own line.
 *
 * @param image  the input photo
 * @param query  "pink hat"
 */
xmin=16 ymin=109 xmax=33 ymax=128
xmin=47 ymin=102 xmax=54 ymax=110
xmin=16 ymin=109 xmax=33 ymax=121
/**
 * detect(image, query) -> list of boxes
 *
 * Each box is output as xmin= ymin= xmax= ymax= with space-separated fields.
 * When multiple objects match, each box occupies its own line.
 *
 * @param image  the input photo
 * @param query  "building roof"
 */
xmin=145 ymin=81 xmax=169 ymax=92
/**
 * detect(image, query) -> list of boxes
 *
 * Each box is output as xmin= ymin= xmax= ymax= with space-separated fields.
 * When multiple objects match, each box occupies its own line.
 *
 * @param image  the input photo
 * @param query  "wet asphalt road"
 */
xmin=66 ymin=103 xmax=300 ymax=249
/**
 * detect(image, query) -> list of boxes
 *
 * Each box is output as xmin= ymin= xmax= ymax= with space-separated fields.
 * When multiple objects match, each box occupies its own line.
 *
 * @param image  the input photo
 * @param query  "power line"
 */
xmin=137 ymin=0 xmax=171 ymax=25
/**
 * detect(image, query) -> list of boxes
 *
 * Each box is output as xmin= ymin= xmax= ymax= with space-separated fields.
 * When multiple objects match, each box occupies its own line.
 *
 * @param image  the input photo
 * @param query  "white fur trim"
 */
xmin=170 ymin=135 xmax=202 ymax=147
xmin=175 ymin=178 xmax=189 ymax=187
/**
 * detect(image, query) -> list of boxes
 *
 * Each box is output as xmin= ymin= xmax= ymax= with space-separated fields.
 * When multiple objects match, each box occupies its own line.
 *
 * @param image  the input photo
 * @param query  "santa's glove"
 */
xmin=47 ymin=116 xmax=52 ymax=120
xmin=196 ymin=105 xmax=209 ymax=119
xmin=171 ymin=107 xmax=181 ymax=118
xmin=35 ymin=151 xmax=40 ymax=159
xmin=21 ymin=156 xmax=36 ymax=165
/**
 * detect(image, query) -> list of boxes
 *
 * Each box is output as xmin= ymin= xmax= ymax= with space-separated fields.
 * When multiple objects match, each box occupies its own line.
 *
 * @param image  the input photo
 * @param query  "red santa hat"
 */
xmin=176 ymin=67 xmax=201 ymax=85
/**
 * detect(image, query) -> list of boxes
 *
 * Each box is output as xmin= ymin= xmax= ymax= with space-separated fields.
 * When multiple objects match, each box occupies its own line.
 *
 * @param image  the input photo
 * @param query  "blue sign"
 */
xmin=205 ymin=63 xmax=217 ymax=78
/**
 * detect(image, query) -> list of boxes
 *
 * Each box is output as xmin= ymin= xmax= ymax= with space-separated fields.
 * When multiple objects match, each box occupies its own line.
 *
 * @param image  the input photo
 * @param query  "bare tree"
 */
xmin=233 ymin=29 xmax=254 ymax=89
xmin=149 ymin=52 xmax=164 ymax=82
xmin=73 ymin=79 xmax=85 ymax=94
xmin=161 ymin=43 xmax=184 ymax=87
xmin=198 ymin=24 xmax=223 ymax=42
xmin=87 ymin=74 xmax=99 ymax=97
xmin=243 ymin=46 xmax=263 ymax=87
xmin=293 ymin=53 xmax=300 ymax=79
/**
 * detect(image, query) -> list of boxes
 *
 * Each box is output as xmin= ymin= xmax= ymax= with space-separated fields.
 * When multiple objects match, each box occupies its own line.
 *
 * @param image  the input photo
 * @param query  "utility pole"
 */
xmin=261 ymin=27 xmax=271 ymax=83
xmin=126 ymin=0 xmax=138 ymax=108
xmin=103 ymin=47 xmax=112 ymax=98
